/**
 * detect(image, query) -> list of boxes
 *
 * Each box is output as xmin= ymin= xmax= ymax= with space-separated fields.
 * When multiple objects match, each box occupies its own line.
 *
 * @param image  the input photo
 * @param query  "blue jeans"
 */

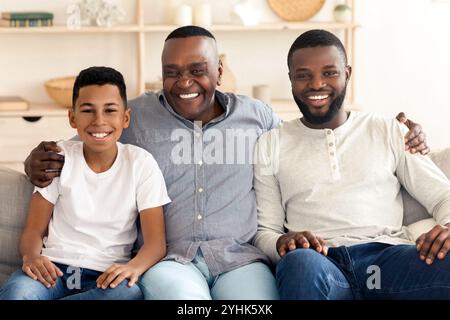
xmin=0 ymin=263 xmax=143 ymax=300
xmin=138 ymin=250 xmax=279 ymax=299
xmin=276 ymin=242 xmax=450 ymax=300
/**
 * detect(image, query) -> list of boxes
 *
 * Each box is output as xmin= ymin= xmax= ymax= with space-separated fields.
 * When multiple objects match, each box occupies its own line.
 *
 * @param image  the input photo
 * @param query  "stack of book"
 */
xmin=0 ymin=96 xmax=29 ymax=111
xmin=0 ymin=12 xmax=54 ymax=28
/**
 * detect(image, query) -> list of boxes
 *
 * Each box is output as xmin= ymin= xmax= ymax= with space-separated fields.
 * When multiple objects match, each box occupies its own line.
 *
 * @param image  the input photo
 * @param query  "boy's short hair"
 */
xmin=72 ymin=66 xmax=127 ymax=108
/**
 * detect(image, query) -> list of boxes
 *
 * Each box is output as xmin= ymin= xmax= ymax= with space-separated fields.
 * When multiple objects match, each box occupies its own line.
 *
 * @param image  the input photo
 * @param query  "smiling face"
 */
xmin=161 ymin=36 xmax=223 ymax=124
xmin=69 ymin=84 xmax=130 ymax=155
xmin=289 ymin=45 xmax=351 ymax=129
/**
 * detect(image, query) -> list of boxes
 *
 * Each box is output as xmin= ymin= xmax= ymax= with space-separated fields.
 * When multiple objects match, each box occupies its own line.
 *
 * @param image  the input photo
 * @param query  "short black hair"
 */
xmin=287 ymin=29 xmax=348 ymax=68
xmin=72 ymin=66 xmax=127 ymax=108
xmin=165 ymin=25 xmax=215 ymax=41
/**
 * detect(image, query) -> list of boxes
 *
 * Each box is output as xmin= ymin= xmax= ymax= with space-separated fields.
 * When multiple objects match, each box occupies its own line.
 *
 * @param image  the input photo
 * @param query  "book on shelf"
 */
xmin=1 ymin=12 xmax=54 ymax=20
xmin=0 ymin=18 xmax=53 ymax=27
xmin=0 ymin=96 xmax=29 ymax=111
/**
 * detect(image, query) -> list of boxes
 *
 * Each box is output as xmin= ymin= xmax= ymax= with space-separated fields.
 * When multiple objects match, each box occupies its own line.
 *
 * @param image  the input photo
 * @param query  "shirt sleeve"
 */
xmin=135 ymin=152 xmax=171 ymax=212
xmin=34 ymin=177 xmax=60 ymax=205
xmin=253 ymin=129 xmax=286 ymax=265
xmin=391 ymin=120 xmax=450 ymax=226
xmin=263 ymin=102 xmax=283 ymax=130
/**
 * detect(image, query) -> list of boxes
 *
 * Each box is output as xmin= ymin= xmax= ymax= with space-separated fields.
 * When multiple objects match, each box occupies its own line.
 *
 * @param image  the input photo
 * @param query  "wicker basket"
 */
xmin=44 ymin=76 xmax=76 ymax=108
xmin=267 ymin=0 xmax=325 ymax=21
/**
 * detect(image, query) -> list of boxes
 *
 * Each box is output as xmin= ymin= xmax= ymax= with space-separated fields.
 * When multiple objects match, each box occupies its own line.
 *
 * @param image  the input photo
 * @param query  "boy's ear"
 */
xmin=68 ymin=108 xmax=77 ymax=129
xmin=123 ymin=107 xmax=131 ymax=128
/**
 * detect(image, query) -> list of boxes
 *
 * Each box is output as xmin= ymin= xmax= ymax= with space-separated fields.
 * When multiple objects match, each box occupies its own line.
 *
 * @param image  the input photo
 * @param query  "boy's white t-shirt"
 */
xmin=36 ymin=140 xmax=171 ymax=272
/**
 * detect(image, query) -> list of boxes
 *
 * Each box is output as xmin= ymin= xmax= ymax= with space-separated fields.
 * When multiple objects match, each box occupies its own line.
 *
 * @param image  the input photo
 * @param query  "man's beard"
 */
xmin=293 ymin=86 xmax=347 ymax=125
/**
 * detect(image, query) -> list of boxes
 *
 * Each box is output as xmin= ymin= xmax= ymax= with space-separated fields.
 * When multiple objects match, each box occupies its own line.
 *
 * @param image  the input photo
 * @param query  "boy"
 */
xmin=0 ymin=67 xmax=170 ymax=300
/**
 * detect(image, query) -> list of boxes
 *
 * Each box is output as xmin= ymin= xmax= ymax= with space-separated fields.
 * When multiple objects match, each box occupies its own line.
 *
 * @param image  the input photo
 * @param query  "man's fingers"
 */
xmin=427 ymin=231 xmax=450 ymax=264
xmin=396 ymin=112 xmax=407 ymax=123
xmin=40 ymin=141 xmax=62 ymax=153
xmin=288 ymin=238 xmax=297 ymax=251
xmin=302 ymin=232 xmax=321 ymax=251
xmin=296 ymin=235 xmax=310 ymax=249
xmin=419 ymin=226 xmax=441 ymax=261
xmin=416 ymin=233 xmax=426 ymax=250
xmin=420 ymin=147 xmax=431 ymax=155
xmin=437 ymin=239 xmax=450 ymax=260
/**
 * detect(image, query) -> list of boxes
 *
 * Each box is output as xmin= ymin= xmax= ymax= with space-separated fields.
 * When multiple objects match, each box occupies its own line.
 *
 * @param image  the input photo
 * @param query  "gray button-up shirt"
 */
xmin=121 ymin=91 xmax=281 ymax=276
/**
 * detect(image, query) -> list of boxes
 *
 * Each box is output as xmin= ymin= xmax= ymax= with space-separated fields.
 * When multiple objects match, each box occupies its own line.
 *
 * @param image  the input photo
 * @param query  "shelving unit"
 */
xmin=0 ymin=0 xmax=357 ymax=170
xmin=0 ymin=0 xmax=357 ymax=99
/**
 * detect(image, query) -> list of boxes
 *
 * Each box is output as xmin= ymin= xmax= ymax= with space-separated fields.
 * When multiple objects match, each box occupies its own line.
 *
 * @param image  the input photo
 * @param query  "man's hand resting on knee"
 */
xmin=277 ymin=231 xmax=328 ymax=258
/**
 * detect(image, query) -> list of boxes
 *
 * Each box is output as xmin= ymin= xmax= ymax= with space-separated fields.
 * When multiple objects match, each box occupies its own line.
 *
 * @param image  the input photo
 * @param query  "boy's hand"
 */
xmin=276 ymin=231 xmax=328 ymax=257
xmin=396 ymin=112 xmax=430 ymax=155
xmin=96 ymin=263 xmax=141 ymax=289
xmin=22 ymin=255 xmax=63 ymax=288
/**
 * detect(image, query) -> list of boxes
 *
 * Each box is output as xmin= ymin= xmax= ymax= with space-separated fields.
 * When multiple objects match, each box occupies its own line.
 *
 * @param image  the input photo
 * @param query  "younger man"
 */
xmin=0 ymin=67 xmax=170 ymax=300
xmin=254 ymin=30 xmax=450 ymax=299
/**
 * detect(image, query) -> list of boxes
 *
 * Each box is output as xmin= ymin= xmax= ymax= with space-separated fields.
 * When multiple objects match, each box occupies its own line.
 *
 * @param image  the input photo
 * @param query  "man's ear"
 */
xmin=345 ymin=65 xmax=352 ymax=83
xmin=217 ymin=59 xmax=223 ymax=86
xmin=123 ymin=108 xmax=131 ymax=129
xmin=68 ymin=108 xmax=77 ymax=129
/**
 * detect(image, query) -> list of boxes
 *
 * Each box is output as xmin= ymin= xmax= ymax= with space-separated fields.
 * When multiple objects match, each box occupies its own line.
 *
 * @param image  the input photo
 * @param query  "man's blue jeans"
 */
xmin=276 ymin=242 xmax=450 ymax=299
xmin=0 ymin=263 xmax=143 ymax=300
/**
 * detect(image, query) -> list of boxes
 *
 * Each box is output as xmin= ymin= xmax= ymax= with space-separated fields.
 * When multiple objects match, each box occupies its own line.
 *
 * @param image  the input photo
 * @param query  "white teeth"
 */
xmin=179 ymin=93 xmax=199 ymax=99
xmin=308 ymin=95 xmax=329 ymax=100
xmin=91 ymin=132 xmax=109 ymax=138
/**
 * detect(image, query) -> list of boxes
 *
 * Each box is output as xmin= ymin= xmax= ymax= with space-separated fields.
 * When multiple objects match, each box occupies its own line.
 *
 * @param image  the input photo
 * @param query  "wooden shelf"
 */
xmin=0 ymin=25 xmax=140 ymax=33
xmin=0 ymin=22 xmax=358 ymax=34
xmin=0 ymin=103 xmax=68 ymax=117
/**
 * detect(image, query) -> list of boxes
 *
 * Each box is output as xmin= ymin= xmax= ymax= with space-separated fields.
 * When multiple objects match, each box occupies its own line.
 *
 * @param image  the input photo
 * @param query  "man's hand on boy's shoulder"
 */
xmin=24 ymin=141 xmax=65 ymax=187
xmin=396 ymin=112 xmax=430 ymax=155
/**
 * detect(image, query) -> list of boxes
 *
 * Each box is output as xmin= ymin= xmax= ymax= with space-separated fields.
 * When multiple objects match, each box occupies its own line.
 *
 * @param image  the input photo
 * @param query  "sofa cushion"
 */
xmin=0 ymin=167 xmax=33 ymax=285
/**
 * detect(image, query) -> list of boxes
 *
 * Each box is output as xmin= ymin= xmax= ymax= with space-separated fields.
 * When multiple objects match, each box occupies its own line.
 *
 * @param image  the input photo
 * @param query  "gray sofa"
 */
xmin=1 ymin=148 xmax=450 ymax=286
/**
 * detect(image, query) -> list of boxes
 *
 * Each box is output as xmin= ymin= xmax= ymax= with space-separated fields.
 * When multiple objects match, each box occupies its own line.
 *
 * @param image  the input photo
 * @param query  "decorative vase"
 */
xmin=218 ymin=54 xmax=237 ymax=93
xmin=333 ymin=4 xmax=352 ymax=23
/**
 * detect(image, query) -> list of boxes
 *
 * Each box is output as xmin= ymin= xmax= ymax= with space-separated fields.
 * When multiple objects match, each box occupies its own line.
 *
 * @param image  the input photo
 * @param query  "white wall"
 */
xmin=355 ymin=0 xmax=450 ymax=149
xmin=1 ymin=0 xmax=449 ymax=149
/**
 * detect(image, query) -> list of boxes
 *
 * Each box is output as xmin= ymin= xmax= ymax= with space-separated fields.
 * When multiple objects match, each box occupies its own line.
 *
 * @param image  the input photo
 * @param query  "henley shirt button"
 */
xmin=327 ymin=130 xmax=332 ymax=135
xmin=195 ymin=132 xmax=201 ymax=138
xmin=197 ymin=214 xmax=202 ymax=220
xmin=330 ymin=152 xmax=335 ymax=156
xmin=329 ymin=142 xmax=334 ymax=147
xmin=198 ymin=188 xmax=204 ymax=193
xmin=198 ymin=160 xmax=203 ymax=166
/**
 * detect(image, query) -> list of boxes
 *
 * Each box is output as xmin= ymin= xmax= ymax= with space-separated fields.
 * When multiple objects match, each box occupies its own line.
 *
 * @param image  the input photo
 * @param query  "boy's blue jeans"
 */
xmin=276 ymin=242 xmax=450 ymax=300
xmin=0 ymin=263 xmax=143 ymax=300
